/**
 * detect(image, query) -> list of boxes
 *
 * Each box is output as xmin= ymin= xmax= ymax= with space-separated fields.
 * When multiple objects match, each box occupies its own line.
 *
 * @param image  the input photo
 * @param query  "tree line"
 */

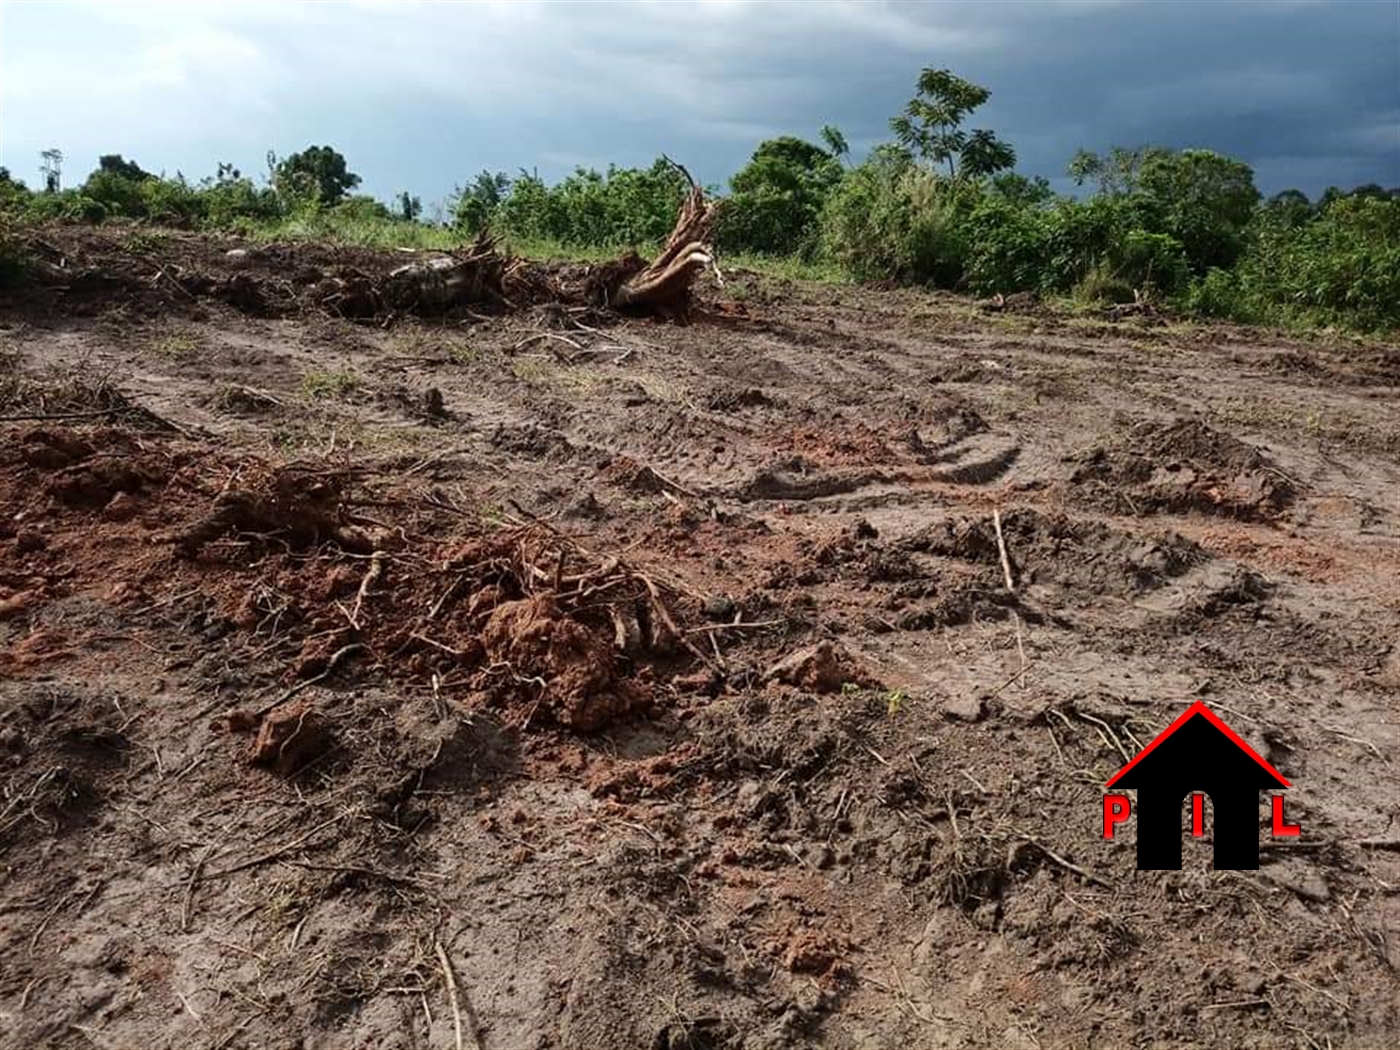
xmin=3 ymin=69 xmax=1397 ymax=332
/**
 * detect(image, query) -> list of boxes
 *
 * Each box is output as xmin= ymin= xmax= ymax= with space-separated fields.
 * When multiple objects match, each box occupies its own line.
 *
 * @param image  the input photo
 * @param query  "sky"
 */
xmin=1 ymin=0 xmax=1397 ymax=214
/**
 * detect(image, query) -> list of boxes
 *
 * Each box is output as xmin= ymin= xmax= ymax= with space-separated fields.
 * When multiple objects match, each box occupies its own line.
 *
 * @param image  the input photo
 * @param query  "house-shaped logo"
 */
xmin=1102 ymin=701 xmax=1299 ymax=870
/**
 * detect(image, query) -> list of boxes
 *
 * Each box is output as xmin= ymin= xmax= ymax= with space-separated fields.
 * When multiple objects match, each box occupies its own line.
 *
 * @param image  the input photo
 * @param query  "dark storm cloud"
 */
xmin=1 ymin=1 xmax=1395 ymax=206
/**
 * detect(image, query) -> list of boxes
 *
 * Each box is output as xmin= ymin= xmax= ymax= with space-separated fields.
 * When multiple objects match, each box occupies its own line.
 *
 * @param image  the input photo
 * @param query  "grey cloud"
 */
xmin=0 ymin=0 xmax=1394 ymax=205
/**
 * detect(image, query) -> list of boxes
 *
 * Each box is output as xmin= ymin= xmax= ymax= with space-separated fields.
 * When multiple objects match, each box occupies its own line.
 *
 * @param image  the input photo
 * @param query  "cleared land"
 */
xmin=1 ymin=227 xmax=1398 ymax=1049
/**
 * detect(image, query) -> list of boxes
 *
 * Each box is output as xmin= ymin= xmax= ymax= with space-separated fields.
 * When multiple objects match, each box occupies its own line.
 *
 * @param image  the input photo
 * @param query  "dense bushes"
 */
xmin=1189 ymin=194 xmax=1400 ymax=330
xmin=4 ymin=75 xmax=1397 ymax=333
xmin=484 ymin=160 xmax=692 ymax=249
xmin=717 ymin=136 xmax=844 ymax=257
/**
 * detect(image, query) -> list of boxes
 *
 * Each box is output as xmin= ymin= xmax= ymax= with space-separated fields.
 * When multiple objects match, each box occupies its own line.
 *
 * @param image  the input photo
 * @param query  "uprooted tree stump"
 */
xmin=604 ymin=166 xmax=719 ymax=318
xmin=365 ymin=160 xmax=719 ymax=320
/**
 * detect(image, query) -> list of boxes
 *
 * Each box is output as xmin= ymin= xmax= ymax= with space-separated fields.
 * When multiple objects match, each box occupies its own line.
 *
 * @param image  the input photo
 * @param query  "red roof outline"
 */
xmin=1105 ymin=700 xmax=1290 ymax=788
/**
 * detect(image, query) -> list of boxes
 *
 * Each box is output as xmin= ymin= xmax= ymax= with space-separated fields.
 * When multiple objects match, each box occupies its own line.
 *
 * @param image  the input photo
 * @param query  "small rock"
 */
xmin=14 ymin=529 xmax=46 ymax=554
xmin=422 ymin=387 xmax=447 ymax=419
xmin=103 ymin=492 xmax=139 ymax=522
xmin=0 ymin=589 xmax=38 ymax=619
xmin=671 ymin=670 xmax=720 ymax=696
xmin=703 ymin=595 xmax=736 ymax=621
xmin=225 ymin=248 xmax=252 ymax=268
xmin=563 ymin=491 xmax=606 ymax=521
xmin=251 ymin=703 xmax=332 ymax=775
xmin=765 ymin=640 xmax=874 ymax=694
xmin=942 ymin=694 xmax=986 ymax=722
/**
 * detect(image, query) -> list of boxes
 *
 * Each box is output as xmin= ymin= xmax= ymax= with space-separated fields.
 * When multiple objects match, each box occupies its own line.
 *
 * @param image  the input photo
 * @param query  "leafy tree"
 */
xmin=274 ymin=145 xmax=360 ymax=205
xmin=1067 ymin=146 xmax=1161 ymax=196
xmin=332 ymin=195 xmax=393 ymax=222
xmin=889 ymin=69 xmax=1014 ymax=179
xmin=960 ymin=129 xmax=1016 ymax=179
xmin=820 ymin=147 xmax=976 ymax=286
xmin=1138 ymin=148 xmax=1259 ymax=270
xmin=989 ymin=172 xmax=1053 ymax=206
xmin=1192 ymin=194 xmax=1400 ymax=331
xmin=40 ymin=149 xmax=63 ymax=193
xmin=395 ymin=191 xmax=422 ymax=222
xmin=453 ymin=170 xmax=511 ymax=232
xmin=97 ymin=154 xmax=153 ymax=182
xmin=1264 ymin=189 xmax=1312 ymax=227
xmin=721 ymin=136 xmax=844 ymax=255
xmin=819 ymin=125 xmax=850 ymax=164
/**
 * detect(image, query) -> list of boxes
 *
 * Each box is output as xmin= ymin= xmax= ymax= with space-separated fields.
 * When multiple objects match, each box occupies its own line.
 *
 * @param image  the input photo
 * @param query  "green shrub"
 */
xmin=820 ymin=151 xmax=973 ymax=287
xmin=718 ymin=136 xmax=843 ymax=257
xmin=138 ymin=177 xmax=206 ymax=225
xmin=963 ymin=196 xmax=1054 ymax=294
xmin=82 ymin=170 xmax=147 ymax=218
xmin=1191 ymin=195 xmax=1400 ymax=331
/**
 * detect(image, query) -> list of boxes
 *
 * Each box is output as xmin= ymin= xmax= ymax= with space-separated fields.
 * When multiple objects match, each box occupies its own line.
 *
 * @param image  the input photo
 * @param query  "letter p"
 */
xmin=1103 ymin=793 xmax=1131 ymax=839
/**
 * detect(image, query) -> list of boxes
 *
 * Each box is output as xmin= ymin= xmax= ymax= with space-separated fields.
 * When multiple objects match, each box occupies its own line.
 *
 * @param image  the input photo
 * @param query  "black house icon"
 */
xmin=1106 ymin=701 xmax=1289 ymax=870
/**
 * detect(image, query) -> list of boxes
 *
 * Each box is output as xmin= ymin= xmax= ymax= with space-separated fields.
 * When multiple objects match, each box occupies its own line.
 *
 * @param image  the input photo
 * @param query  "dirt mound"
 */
xmin=0 ymin=422 xmax=697 ymax=736
xmin=481 ymin=595 xmax=646 ymax=731
xmin=1069 ymin=418 xmax=1297 ymax=519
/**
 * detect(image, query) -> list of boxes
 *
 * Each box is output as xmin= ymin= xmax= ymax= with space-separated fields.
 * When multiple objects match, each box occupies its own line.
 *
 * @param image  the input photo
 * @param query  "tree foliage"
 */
xmin=890 ymin=69 xmax=1015 ymax=179
xmin=273 ymin=145 xmax=361 ymax=205
xmin=5 ymin=70 xmax=1395 ymax=334
xmin=719 ymin=135 xmax=844 ymax=255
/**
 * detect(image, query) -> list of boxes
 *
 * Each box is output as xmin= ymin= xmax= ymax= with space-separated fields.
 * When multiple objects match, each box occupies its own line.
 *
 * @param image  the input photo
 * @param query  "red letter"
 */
xmin=1272 ymin=795 xmax=1301 ymax=837
xmin=1103 ymin=794 xmax=1131 ymax=839
xmin=1192 ymin=793 xmax=1205 ymax=837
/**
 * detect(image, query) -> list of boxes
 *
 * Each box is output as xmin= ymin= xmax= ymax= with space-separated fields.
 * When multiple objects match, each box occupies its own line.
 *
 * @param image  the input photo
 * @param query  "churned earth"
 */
xmin=1 ymin=226 xmax=1398 ymax=1049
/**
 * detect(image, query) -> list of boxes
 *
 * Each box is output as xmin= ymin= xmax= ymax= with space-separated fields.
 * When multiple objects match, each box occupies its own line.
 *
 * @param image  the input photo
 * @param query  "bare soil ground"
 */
xmin=2 ymin=226 xmax=1398 ymax=1049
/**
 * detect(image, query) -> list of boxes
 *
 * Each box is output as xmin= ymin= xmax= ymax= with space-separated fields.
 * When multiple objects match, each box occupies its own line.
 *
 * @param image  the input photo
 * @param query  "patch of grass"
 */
xmin=722 ymin=252 xmax=848 ymax=283
xmin=245 ymin=213 xmax=466 ymax=251
xmin=302 ymin=369 xmax=360 ymax=400
xmin=389 ymin=326 xmax=477 ymax=364
xmin=509 ymin=357 xmax=552 ymax=383
xmin=446 ymin=341 xmax=480 ymax=365
xmin=150 ymin=330 xmax=202 ymax=359
xmin=885 ymin=689 xmax=908 ymax=717
xmin=126 ymin=230 xmax=173 ymax=255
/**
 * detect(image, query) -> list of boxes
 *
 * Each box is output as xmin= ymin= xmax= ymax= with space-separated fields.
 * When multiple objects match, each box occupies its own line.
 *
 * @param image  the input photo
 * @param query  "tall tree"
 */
xmin=1138 ymin=149 xmax=1260 ymax=270
xmin=889 ymin=69 xmax=1014 ymax=179
xmin=97 ymin=154 xmax=153 ymax=182
xmin=819 ymin=124 xmax=850 ymax=164
xmin=274 ymin=145 xmax=360 ymax=204
xmin=722 ymin=135 xmax=844 ymax=254
xmin=40 ymin=148 xmax=63 ymax=193
xmin=396 ymin=191 xmax=422 ymax=222
xmin=1067 ymin=146 xmax=1163 ymax=195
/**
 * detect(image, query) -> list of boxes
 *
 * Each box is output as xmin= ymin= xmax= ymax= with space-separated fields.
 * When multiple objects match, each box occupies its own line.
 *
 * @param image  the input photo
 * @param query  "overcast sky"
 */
xmin=2 ymin=0 xmax=1397 ymax=212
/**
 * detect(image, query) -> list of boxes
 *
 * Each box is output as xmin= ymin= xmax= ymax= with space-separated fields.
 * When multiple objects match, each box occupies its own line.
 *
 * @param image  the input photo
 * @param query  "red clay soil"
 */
xmin=1 ymin=226 xmax=1398 ymax=1049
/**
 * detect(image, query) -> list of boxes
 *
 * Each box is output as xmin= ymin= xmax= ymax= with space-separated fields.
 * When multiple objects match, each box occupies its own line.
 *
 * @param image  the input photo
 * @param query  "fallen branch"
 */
xmin=1015 ymin=833 xmax=1115 ymax=891
xmin=254 ymin=643 xmax=364 ymax=719
xmin=349 ymin=552 xmax=385 ymax=630
xmin=435 ymin=941 xmax=473 ymax=1050
xmin=993 ymin=508 xmax=1015 ymax=592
